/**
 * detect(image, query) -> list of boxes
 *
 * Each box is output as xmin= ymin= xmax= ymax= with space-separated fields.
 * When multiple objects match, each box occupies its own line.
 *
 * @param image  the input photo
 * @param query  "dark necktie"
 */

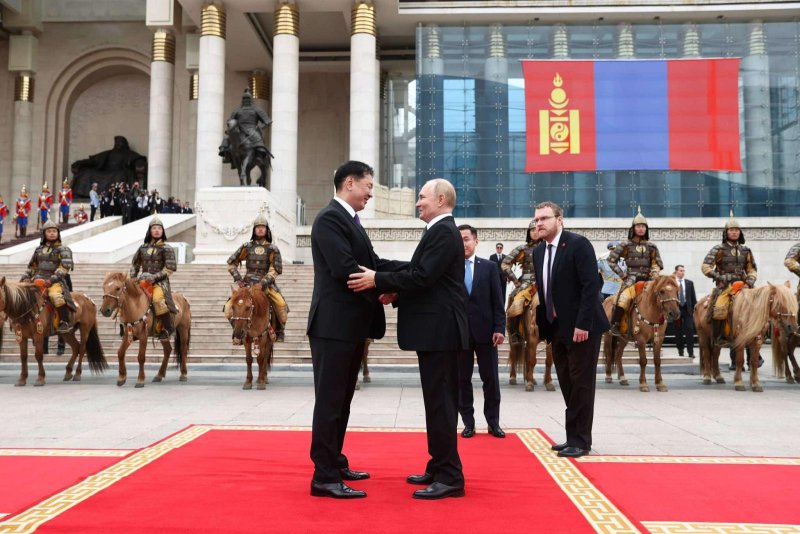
xmin=679 ymin=279 xmax=686 ymax=305
xmin=354 ymin=213 xmax=361 ymax=226
xmin=546 ymin=244 xmax=555 ymax=322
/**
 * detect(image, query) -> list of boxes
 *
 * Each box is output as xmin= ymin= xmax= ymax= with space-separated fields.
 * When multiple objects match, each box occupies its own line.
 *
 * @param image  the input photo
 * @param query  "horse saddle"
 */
xmin=634 ymin=281 xmax=647 ymax=297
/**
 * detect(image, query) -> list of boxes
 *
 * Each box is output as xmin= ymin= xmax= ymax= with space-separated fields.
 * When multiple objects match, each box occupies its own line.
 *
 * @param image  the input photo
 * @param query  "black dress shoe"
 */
xmin=551 ymin=442 xmax=569 ymax=452
xmin=488 ymin=426 xmax=506 ymax=438
xmin=412 ymin=481 xmax=465 ymax=500
xmin=339 ymin=468 xmax=370 ymax=481
xmin=461 ymin=426 xmax=475 ymax=438
xmin=310 ymin=480 xmax=366 ymax=499
xmin=406 ymin=472 xmax=434 ymax=485
xmin=557 ymin=447 xmax=589 ymax=458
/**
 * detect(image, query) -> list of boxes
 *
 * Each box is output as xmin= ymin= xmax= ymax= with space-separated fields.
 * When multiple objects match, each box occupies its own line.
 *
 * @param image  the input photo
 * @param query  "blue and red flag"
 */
xmin=522 ymin=59 xmax=742 ymax=172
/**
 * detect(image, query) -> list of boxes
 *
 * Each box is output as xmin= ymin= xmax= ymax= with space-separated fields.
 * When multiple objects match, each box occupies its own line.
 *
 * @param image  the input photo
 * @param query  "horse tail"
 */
xmin=266 ymin=341 xmax=274 ymax=371
xmin=86 ymin=325 xmax=108 ymax=374
xmin=772 ymin=325 xmax=788 ymax=378
xmin=173 ymin=327 xmax=183 ymax=369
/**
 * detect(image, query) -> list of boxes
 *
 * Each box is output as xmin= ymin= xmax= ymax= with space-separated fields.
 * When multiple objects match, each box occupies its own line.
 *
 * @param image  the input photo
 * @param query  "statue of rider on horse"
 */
xmin=219 ymin=88 xmax=273 ymax=188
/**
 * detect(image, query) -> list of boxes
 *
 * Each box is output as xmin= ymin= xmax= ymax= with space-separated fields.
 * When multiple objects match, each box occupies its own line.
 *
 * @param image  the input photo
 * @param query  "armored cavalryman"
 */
xmin=130 ymin=216 xmax=178 ymax=339
xmin=608 ymin=207 xmax=664 ymax=336
xmin=701 ymin=211 xmax=757 ymax=343
xmin=225 ymin=214 xmax=288 ymax=341
xmin=785 ymin=242 xmax=800 ymax=295
xmin=501 ymin=220 xmax=539 ymax=343
xmin=20 ymin=219 xmax=75 ymax=333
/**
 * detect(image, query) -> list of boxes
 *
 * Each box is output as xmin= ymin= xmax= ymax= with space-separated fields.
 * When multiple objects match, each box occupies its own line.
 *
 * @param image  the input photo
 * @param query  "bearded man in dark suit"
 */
xmin=348 ymin=178 xmax=469 ymax=500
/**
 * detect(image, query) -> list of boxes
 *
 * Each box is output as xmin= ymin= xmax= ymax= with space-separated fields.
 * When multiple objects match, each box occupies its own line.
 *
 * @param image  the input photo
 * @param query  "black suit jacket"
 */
xmin=489 ymin=253 xmax=506 ymax=265
xmin=679 ymin=278 xmax=697 ymax=315
xmin=375 ymin=216 xmax=469 ymax=352
xmin=307 ymin=199 xmax=406 ymax=342
xmin=466 ymin=257 xmax=505 ymax=344
xmin=533 ymin=230 xmax=610 ymax=343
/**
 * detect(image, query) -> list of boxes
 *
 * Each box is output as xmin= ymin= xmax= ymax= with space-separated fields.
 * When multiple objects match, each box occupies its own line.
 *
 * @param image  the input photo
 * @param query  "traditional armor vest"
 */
xmin=609 ymin=240 xmax=661 ymax=282
xmin=501 ymin=243 xmax=537 ymax=285
xmin=130 ymin=241 xmax=176 ymax=280
xmin=228 ymin=240 xmax=282 ymax=285
xmin=25 ymin=243 xmax=73 ymax=281
xmin=706 ymin=243 xmax=753 ymax=282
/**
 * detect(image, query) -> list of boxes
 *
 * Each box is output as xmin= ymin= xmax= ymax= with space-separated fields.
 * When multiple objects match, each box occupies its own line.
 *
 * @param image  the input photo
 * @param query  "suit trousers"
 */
xmin=551 ymin=330 xmax=602 ymax=451
xmin=456 ymin=342 xmax=501 ymax=428
xmin=676 ymin=307 xmax=695 ymax=356
xmin=309 ymin=336 xmax=365 ymax=483
xmin=418 ymin=350 xmax=464 ymax=487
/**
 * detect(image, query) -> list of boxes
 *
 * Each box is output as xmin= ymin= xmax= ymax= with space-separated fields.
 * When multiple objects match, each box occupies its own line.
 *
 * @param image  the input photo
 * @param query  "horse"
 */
xmin=771 ymin=286 xmax=800 ymax=384
xmin=602 ymin=275 xmax=681 ymax=392
xmin=228 ymin=286 xmax=275 ymax=390
xmin=224 ymin=119 xmax=270 ymax=188
xmin=99 ymin=272 xmax=191 ymax=387
xmin=355 ymin=339 xmax=372 ymax=390
xmin=0 ymin=276 xmax=107 ymax=386
xmin=507 ymin=292 xmax=554 ymax=392
xmin=695 ymin=282 xmax=798 ymax=392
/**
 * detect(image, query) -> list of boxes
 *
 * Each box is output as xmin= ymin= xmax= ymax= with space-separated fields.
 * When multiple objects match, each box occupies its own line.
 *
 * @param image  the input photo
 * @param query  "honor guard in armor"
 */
xmin=608 ymin=207 xmax=664 ymax=336
xmin=501 ymin=220 xmax=540 ymax=343
xmin=130 ymin=216 xmax=178 ymax=339
xmin=785 ymin=242 xmax=800 ymax=297
xmin=701 ymin=211 xmax=757 ymax=343
xmin=20 ymin=219 xmax=75 ymax=333
xmin=225 ymin=214 xmax=289 ymax=341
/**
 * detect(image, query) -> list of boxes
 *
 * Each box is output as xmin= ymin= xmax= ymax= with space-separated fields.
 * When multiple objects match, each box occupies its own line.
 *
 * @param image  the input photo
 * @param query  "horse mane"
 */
xmin=231 ymin=286 xmax=270 ymax=318
xmin=642 ymin=274 xmax=678 ymax=305
xmin=2 ymin=281 xmax=41 ymax=321
xmin=106 ymin=271 xmax=127 ymax=284
xmin=732 ymin=284 xmax=797 ymax=348
xmin=123 ymin=278 xmax=145 ymax=298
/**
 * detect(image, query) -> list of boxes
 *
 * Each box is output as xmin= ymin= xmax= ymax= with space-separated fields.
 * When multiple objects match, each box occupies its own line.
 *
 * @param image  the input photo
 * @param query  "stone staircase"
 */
xmin=0 ymin=263 xmax=683 ymax=366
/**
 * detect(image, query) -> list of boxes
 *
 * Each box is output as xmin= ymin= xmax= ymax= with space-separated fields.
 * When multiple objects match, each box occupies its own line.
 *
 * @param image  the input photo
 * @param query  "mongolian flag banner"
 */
xmin=522 ymin=59 xmax=742 ymax=173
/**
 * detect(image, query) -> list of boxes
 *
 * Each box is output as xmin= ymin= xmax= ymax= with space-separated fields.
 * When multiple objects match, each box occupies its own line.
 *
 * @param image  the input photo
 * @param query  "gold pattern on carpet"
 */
xmin=643 ymin=522 xmax=800 ymax=533
xmin=578 ymin=455 xmax=800 ymax=466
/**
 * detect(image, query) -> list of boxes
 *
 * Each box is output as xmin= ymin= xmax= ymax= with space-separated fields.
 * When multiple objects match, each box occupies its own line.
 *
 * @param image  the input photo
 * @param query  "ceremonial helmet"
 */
xmin=723 ymin=210 xmax=745 ymax=244
xmin=62 ymin=178 xmax=70 ymax=187
xmin=144 ymin=216 xmax=168 ymax=243
xmin=42 ymin=182 xmax=49 ymax=191
xmin=40 ymin=219 xmax=61 ymax=244
xmin=628 ymin=206 xmax=650 ymax=240
xmin=20 ymin=185 xmax=28 ymax=196
xmin=525 ymin=218 xmax=538 ymax=244
xmin=251 ymin=213 xmax=272 ymax=242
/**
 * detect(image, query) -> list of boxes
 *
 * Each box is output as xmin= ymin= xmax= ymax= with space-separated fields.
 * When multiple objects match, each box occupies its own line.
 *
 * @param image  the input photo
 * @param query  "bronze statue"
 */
xmin=219 ymin=88 xmax=273 ymax=187
xmin=70 ymin=136 xmax=147 ymax=197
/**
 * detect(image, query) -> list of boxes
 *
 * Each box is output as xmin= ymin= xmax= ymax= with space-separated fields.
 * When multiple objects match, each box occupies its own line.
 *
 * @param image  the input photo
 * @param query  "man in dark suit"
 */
xmin=307 ymin=160 xmax=406 ymax=499
xmin=489 ymin=243 xmax=507 ymax=301
xmin=457 ymin=225 xmax=506 ymax=439
xmin=532 ymin=201 xmax=609 ymax=458
xmin=349 ymin=179 xmax=468 ymax=500
xmin=674 ymin=264 xmax=697 ymax=358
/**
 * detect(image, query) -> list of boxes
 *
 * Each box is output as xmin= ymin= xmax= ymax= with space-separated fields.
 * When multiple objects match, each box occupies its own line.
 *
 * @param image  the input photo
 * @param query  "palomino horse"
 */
xmin=602 ymin=275 xmax=681 ymax=392
xmin=507 ymin=292 xmax=554 ymax=392
xmin=99 ymin=273 xmax=191 ymax=387
xmin=0 ymin=276 xmax=107 ymax=386
xmin=229 ymin=286 xmax=275 ymax=389
xmin=695 ymin=282 xmax=797 ymax=392
xmin=771 ymin=287 xmax=800 ymax=384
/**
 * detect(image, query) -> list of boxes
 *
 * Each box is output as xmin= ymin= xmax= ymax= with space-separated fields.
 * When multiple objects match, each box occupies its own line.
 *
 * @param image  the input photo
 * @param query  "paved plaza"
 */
xmin=2 ymin=359 xmax=799 ymax=459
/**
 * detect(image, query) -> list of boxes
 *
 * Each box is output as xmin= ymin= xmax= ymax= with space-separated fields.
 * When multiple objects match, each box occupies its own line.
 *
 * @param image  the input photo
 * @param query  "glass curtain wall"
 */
xmin=405 ymin=21 xmax=800 ymax=218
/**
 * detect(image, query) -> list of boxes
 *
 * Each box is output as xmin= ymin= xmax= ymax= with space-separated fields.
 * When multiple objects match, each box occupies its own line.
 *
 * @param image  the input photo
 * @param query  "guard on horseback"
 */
xmin=701 ymin=211 xmax=757 ymax=344
xmin=225 ymin=214 xmax=289 ymax=342
xmin=20 ymin=219 xmax=76 ymax=334
xmin=785 ymin=242 xmax=800 ymax=290
xmin=608 ymin=207 xmax=664 ymax=337
xmin=130 ymin=216 xmax=178 ymax=340
xmin=500 ymin=219 xmax=539 ymax=344
xmin=219 ymin=88 xmax=273 ymax=187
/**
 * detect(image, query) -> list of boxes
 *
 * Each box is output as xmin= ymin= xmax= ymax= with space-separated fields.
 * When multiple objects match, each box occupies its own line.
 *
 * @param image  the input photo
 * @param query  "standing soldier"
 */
xmin=37 ymin=183 xmax=53 ymax=230
xmin=500 ymin=220 xmax=539 ymax=343
xmin=130 ymin=217 xmax=177 ymax=339
xmin=702 ymin=211 xmax=757 ymax=344
xmin=608 ymin=207 xmax=664 ymax=336
xmin=15 ymin=185 xmax=32 ymax=238
xmin=58 ymin=179 xmax=73 ymax=225
xmin=0 ymin=195 xmax=8 ymax=244
xmin=225 ymin=214 xmax=289 ymax=342
xmin=20 ymin=220 xmax=75 ymax=333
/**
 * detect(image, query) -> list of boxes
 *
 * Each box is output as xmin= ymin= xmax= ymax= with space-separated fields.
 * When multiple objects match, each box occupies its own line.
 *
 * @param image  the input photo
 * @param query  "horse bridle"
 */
xmin=631 ymin=284 xmax=680 ymax=342
xmin=115 ymin=281 xmax=149 ymax=329
xmin=230 ymin=290 xmax=272 ymax=342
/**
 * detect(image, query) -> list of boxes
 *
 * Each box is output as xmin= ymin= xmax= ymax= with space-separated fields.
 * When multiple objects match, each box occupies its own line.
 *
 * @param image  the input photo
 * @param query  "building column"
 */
xmin=195 ymin=2 xmax=226 ymax=191
xmin=416 ymin=24 xmax=444 ymax=192
xmin=11 ymin=74 xmax=34 ymax=199
xmin=271 ymin=2 xmax=299 ymax=224
xmin=185 ymin=72 xmax=199 ymax=203
xmin=147 ymin=29 xmax=175 ymax=195
xmin=249 ymin=69 xmax=271 ymax=189
xmin=349 ymin=1 xmax=378 ymax=218
xmin=742 ymin=21 xmax=773 ymax=194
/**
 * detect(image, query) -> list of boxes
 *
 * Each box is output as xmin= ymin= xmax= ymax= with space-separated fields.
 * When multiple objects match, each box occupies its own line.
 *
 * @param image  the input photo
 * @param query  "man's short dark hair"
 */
xmin=334 ymin=161 xmax=374 ymax=191
xmin=496 ymin=243 xmax=503 ymax=248
xmin=458 ymin=224 xmax=477 ymax=238
xmin=675 ymin=264 xmax=684 ymax=271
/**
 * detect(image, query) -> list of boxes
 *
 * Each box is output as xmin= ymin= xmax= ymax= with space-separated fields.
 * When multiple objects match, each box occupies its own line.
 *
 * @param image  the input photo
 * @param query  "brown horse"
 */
xmin=695 ymin=282 xmax=798 ymax=392
xmin=228 ymin=286 xmax=274 ymax=390
xmin=0 ymin=276 xmax=107 ymax=386
xmin=771 ymin=287 xmax=800 ymax=384
xmin=99 ymin=273 xmax=191 ymax=387
xmin=507 ymin=292 xmax=554 ymax=392
xmin=602 ymin=275 xmax=681 ymax=392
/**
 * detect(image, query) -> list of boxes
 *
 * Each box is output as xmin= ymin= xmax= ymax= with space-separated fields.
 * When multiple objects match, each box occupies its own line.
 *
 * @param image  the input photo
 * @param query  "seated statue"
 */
xmin=70 ymin=136 xmax=148 ymax=197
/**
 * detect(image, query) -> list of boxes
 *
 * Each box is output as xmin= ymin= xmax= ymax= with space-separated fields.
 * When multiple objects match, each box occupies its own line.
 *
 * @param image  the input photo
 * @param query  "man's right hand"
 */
xmin=379 ymin=293 xmax=398 ymax=305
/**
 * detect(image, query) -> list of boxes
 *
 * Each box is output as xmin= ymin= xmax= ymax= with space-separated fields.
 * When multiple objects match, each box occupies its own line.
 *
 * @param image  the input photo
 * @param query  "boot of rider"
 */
xmin=713 ymin=319 xmax=726 ymax=344
xmin=56 ymin=305 xmax=72 ymax=334
xmin=609 ymin=306 xmax=625 ymax=336
xmin=275 ymin=321 xmax=285 ymax=342
xmin=158 ymin=313 xmax=173 ymax=340
xmin=508 ymin=316 xmax=522 ymax=343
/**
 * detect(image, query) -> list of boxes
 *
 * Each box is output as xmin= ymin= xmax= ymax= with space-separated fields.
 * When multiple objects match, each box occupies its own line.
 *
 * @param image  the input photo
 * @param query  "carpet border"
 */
xmin=642 ymin=521 xmax=800 ymax=533
xmin=577 ymin=455 xmax=800 ymax=465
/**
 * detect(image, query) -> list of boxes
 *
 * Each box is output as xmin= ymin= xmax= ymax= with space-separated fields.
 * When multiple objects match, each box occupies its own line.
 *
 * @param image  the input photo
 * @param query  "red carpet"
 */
xmin=22 ymin=428 xmax=595 ymax=533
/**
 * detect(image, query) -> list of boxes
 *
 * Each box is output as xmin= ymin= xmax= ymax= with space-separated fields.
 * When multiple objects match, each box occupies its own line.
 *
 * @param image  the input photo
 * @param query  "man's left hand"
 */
xmin=573 ymin=328 xmax=589 ymax=343
xmin=347 ymin=266 xmax=376 ymax=292
xmin=492 ymin=332 xmax=505 ymax=346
